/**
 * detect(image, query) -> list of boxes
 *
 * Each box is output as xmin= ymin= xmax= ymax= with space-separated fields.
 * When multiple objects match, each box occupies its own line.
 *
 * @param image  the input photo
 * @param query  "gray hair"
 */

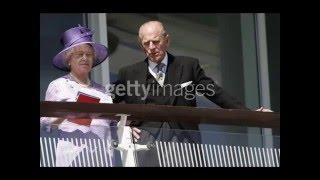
xmin=137 ymin=21 xmax=168 ymax=45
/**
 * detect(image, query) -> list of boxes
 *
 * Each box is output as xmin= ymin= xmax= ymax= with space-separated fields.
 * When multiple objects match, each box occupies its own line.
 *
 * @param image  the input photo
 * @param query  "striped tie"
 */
xmin=156 ymin=63 xmax=165 ymax=81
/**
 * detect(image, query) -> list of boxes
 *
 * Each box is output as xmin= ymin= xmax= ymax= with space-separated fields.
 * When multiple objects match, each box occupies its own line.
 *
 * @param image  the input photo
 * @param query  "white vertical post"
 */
xmin=217 ymin=145 xmax=223 ymax=167
xmin=229 ymin=146 xmax=235 ymax=167
xmin=213 ymin=145 xmax=218 ymax=167
xmin=76 ymin=138 xmax=84 ymax=167
xmin=168 ymin=142 xmax=174 ymax=167
xmin=84 ymin=138 xmax=91 ymax=167
xmin=176 ymin=142 xmax=182 ymax=167
xmin=164 ymin=142 xmax=170 ymax=167
xmin=88 ymin=139 xmax=96 ymax=167
xmin=255 ymin=13 xmax=273 ymax=148
xmin=258 ymin=147 xmax=263 ymax=167
xmin=246 ymin=147 xmax=251 ymax=167
xmin=225 ymin=145 xmax=231 ymax=167
xmin=254 ymin=147 xmax=259 ymax=167
xmin=221 ymin=145 xmax=227 ymax=167
xmin=159 ymin=141 xmax=166 ymax=167
xmin=53 ymin=138 xmax=58 ymax=167
xmin=209 ymin=144 xmax=215 ymax=167
xmin=101 ymin=139 xmax=109 ymax=167
xmin=234 ymin=146 xmax=239 ymax=167
xmin=270 ymin=148 xmax=275 ymax=167
xmin=192 ymin=143 xmax=198 ymax=167
xmin=241 ymin=13 xmax=263 ymax=148
xmin=87 ymin=13 xmax=110 ymax=86
xmin=114 ymin=113 xmax=150 ymax=167
xmin=43 ymin=137 xmax=50 ymax=167
xmin=155 ymin=141 xmax=163 ymax=167
xmin=242 ymin=146 xmax=247 ymax=167
xmin=40 ymin=137 xmax=46 ymax=167
xmin=274 ymin=148 xmax=279 ymax=167
xmin=93 ymin=139 xmax=99 ymax=167
xmin=183 ymin=143 xmax=190 ymax=167
xmin=172 ymin=142 xmax=178 ymax=167
xmin=205 ymin=144 xmax=211 ymax=167
xmin=200 ymin=144 xmax=206 ymax=167
xmin=250 ymin=147 xmax=255 ymax=167
xmin=262 ymin=148 xmax=267 ymax=167
xmin=238 ymin=146 xmax=243 ymax=167
xmin=97 ymin=139 xmax=104 ymax=167
xmin=188 ymin=143 xmax=194 ymax=167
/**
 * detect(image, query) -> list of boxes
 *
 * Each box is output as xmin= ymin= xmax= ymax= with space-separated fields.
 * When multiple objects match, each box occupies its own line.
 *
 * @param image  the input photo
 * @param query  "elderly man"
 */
xmin=112 ymin=21 xmax=271 ymax=166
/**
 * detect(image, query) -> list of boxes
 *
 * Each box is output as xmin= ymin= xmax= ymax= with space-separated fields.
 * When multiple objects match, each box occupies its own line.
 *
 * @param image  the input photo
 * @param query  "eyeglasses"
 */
xmin=71 ymin=51 xmax=94 ymax=59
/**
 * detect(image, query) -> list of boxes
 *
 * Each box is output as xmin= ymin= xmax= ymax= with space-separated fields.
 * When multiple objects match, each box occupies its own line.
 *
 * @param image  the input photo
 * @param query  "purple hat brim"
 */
xmin=52 ymin=42 xmax=109 ymax=71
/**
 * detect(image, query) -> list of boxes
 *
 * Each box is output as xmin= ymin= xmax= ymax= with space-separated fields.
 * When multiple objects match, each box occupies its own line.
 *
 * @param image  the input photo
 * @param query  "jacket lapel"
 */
xmin=165 ymin=53 xmax=183 ymax=105
xmin=132 ymin=59 xmax=149 ymax=104
xmin=133 ymin=59 xmax=148 ymax=85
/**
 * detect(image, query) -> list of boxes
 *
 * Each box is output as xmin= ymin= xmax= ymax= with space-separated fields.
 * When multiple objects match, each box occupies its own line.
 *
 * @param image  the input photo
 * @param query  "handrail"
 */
xmin=40 ymin=101 xmax=280 ymax=129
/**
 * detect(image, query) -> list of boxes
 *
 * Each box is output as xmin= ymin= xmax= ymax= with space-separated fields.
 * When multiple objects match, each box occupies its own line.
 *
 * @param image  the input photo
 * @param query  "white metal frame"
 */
xmin=86 ymin=13 xmax=110 ymax=86
xmin=255 ymin=13 xmax=273 ymax=148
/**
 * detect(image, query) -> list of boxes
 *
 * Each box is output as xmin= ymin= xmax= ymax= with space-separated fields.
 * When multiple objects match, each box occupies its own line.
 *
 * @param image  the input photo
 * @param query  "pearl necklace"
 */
xmin=69 ymin=73 xmax=91 ymax=87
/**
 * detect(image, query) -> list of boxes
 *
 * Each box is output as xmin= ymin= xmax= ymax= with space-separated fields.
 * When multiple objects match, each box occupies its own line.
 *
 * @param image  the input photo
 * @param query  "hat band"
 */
xmin=64 ymin=31 xmax=93 ymax=48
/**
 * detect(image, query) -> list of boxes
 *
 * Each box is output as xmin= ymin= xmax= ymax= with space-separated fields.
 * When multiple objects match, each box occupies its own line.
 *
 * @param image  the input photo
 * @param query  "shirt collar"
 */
xmin=148 ymin=52 xmax=168 ymax=70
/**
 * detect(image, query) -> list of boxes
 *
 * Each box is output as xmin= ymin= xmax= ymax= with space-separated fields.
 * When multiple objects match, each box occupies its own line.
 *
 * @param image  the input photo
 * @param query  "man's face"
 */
xmin=140 ymin=26 xmax=169 ymax=63
xmin=69 ymin=44 xmax=95 ymax=75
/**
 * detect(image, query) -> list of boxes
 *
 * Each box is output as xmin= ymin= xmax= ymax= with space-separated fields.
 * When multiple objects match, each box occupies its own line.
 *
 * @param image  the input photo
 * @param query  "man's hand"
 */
xmin=256 ymin=106 xmax=273 ymax=112
xmin=132 ymin=127 xmax=141 ymax=142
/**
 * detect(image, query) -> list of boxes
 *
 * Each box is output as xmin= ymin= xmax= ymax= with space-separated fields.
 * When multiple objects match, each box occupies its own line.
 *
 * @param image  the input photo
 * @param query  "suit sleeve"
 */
xmin=112 ymin=67 xmax=127 ymax=103
xmin=192 ymin=59 xmax=249 ymax=110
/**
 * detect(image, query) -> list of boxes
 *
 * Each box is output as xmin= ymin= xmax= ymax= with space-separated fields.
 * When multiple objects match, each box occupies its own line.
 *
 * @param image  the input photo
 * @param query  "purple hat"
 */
xmin=52 ymin=25 xmax=109 ymax=71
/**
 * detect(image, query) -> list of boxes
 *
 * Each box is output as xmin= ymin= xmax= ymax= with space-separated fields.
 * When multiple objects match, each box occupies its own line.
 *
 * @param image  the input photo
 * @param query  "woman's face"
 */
xmin=68 ymin=44 xmax=95 ymax=75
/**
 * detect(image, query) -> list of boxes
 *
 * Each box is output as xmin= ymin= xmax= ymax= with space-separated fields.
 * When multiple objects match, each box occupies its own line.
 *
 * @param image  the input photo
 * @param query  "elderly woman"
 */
xmin=40 ymin=25 xmax=117 ymax=167
xmin=41 ymin=25 xmax=113 ymax=137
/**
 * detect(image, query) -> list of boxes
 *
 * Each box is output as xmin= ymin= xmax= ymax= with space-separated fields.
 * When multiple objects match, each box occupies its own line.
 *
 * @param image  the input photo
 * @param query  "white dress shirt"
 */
xmin=148 ymin=52 xmax=168 ymax=87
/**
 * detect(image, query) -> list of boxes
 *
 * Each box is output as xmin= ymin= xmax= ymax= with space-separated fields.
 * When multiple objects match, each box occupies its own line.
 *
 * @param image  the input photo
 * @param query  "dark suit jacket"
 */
xmin=112 ymin=53 xmax=247 ymax=130
xmin=112 ymin=53 xmax=249 ymax=166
